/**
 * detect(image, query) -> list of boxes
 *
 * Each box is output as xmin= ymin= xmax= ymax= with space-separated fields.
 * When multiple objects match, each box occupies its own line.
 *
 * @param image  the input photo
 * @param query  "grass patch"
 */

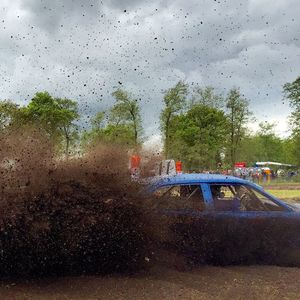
xmin=263 ymin=181 xmax=300 ymax=187
xmin=266 ymin=189 xmax=300 ymax=198
xmin=266 ymin=189 xmax=300 ymax=203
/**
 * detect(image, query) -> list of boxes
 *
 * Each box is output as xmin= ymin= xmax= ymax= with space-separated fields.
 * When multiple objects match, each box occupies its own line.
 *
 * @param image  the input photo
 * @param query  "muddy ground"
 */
xmin=0 ymin=265 xmax=299 ymax=300
xmin=0 ymin=130 xmax=299 ymax=299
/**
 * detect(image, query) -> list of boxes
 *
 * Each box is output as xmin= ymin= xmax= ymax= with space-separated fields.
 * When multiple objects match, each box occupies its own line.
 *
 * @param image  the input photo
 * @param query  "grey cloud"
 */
xmin=105 ymin=0 xmax=143 ymax=10
xmin=0 ymin=0 xmax=299 ymax=136
xmin=21 ymin=0 xmax=101 ymax=32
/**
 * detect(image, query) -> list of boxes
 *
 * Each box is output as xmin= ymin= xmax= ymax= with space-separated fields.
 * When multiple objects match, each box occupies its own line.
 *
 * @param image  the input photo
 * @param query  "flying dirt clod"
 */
xmin=0 ymin=129 xmax=151 ymax=277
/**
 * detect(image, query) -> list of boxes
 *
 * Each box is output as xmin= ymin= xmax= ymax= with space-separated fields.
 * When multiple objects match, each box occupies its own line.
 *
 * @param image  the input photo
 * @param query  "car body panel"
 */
xmin=147 ymin=173 xmax=294 ymax=212
xmin=146 ymin=173 xmax=300 ymax=266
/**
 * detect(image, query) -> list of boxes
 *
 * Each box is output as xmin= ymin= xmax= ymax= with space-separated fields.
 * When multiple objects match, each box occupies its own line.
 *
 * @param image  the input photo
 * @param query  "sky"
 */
xmin=0 ymin=0 xmax=299 ymax=141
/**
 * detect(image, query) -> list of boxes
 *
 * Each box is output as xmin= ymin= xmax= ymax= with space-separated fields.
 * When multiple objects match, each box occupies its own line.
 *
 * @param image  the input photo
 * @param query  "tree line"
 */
xmin=0 ymin=76 xmax=300 ymax=170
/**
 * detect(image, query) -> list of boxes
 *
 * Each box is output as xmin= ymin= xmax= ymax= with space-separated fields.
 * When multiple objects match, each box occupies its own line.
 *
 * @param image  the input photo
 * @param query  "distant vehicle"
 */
xmin=146 ymin=173 xmax=300 ymax=266
xmin=255 ymin=161 xmax=296 ymax=168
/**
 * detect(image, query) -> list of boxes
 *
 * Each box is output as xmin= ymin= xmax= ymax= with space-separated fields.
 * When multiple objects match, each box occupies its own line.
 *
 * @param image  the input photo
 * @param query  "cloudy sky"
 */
xmin=0 ymin=0 xmax=299 ymax=140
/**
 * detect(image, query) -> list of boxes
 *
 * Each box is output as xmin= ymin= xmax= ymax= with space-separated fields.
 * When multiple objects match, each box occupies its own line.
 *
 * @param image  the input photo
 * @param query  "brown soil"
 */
xmin=0 ymin=129 xmax=152 ymax=277
xmin=0 ymin=265 xmax=299 ymax=300
xmin=0 ymin=129 xmax=299 ymax=299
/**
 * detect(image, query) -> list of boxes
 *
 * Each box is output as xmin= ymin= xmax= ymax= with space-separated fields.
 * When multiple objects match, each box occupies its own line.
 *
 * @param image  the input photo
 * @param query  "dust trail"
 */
xmin=0 ymin=128 xmax=151 ymax=277
xmin=0 ymin=128 xmax=298 ymax=278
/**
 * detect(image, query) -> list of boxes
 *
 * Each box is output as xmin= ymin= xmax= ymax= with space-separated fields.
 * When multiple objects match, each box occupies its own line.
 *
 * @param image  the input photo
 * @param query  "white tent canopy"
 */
xmin=255 ymin=162 xmax=295 ymax=167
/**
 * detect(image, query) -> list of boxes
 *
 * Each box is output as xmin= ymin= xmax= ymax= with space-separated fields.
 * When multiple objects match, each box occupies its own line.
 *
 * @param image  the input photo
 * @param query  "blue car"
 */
xmin=146 ymin=174 xmax=300 ymax=266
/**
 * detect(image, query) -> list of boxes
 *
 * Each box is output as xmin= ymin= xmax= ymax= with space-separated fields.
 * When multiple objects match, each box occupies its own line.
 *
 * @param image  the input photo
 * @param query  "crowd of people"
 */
xmin=229 ymin=167 xmax=297 ymax=183
xmin=192 ymin=167 xmax=298 ymax=183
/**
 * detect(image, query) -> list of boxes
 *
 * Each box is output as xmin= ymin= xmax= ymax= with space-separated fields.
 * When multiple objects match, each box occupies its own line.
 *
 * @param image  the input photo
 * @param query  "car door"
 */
xmin=169 ymin=183 xmax=247 ymax=265
xmin=150 ymin=183 xmax=210 ymax=265
xmin=205 ymin=183 xmax=300 ymax=265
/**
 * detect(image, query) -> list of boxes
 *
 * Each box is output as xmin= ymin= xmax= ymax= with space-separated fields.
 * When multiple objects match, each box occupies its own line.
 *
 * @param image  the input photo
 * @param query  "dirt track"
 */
xmin=1 ymin=265 xmax=299 ymax=300
xmin=0 ymin=134 xmax=299 ymax=299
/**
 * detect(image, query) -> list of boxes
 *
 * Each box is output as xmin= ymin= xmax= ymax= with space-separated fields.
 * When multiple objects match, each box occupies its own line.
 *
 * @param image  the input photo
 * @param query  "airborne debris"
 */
xmin=0 ymin=129 xmax=151 ymax=277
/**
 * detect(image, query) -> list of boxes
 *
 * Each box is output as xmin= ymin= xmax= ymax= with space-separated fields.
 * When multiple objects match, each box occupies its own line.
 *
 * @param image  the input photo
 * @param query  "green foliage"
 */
xmin=283 ymin=76 xmax=300 ymax=110
xmin=55 ymin=98 xmax=79 ymax=158
xmin=1 ymin=79 xmax=300 ymax=167
xmin=83 ymin=89 xmax=142 ymax=149
xmin=26 ymin=92 xmax=60 ymax=136
xmin=168 ymin=103 xmax=229 ymax=170
xmin=0 ymin=100 xmax=26 ymax=133
xmin=160 ymin=81 xmax=188 ymax=158
xmin=257 ymin=122 xmax=284 ymax=161
xmin=280 ymin=135 xmax=300 ymax=165
xmin=101 ymin=124 xmax=136 ymax=146
xmin=226 ymin=88 xmax=251 ymax=167
xmin=111 ymin=88 xmax=142 ymax=146
xmin=91 ymin=111 xmax=106 ymax=130
xmin=191 ymin=86 xmax=224 ymax=109
xmin=0 ymin=101 xmax=18 ymax=131
xmin=82 ymin=124 xmax=136 ymax=149
xmin=283 ymin=77 xmax=300 ymax=164
xmin=26 ymin=92 xmax=79 ymax=157
xmin=284 ymin=76 xmax=300 ymax=134
xmin=237 ymin=122 xmax=288 ymax=164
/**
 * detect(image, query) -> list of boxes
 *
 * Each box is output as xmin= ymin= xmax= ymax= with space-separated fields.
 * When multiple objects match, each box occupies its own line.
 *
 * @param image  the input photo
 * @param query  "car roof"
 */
xmin=148 ymin=173 xmax=250 ymax=189
xmin=144 ymin=173 xmax=296 ymax=212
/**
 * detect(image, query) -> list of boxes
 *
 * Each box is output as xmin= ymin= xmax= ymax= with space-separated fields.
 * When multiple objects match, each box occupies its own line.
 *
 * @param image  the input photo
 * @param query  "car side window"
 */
xmin=210 ymin=184 xmax=240 ymax=211
xmin=153 ymin=185 xmax=205 ymax=211
xmin=210 ymin=184 xmax=285 ymax=212
xmin=243 ymin=187 xmax=285 ymax=212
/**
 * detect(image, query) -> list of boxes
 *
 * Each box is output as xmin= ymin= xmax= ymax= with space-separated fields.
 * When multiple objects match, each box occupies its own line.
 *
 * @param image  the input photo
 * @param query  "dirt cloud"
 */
xmin=0 ymin=128 xmax=151 ymax=277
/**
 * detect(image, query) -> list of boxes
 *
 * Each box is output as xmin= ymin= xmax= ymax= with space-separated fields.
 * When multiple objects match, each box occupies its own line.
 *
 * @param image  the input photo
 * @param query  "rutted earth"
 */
xmin=0 ymin=133 xmax=299 ymax=299
xmin=0 ymin=265 xmax=299 ymax=300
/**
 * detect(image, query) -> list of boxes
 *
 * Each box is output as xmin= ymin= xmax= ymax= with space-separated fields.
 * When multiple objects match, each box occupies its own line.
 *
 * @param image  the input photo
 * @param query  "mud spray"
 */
xmin=0 ymin=128 xmax=298 ymax=278
xmin=0 ymin=128 xmax=154 ymax=277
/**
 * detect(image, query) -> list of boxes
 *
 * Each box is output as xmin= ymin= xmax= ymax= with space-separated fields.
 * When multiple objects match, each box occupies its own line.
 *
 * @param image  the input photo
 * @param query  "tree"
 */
xmin=226 ymin=88 xmax=251 ymax=168
xmin=237 ymin=122 xmax=285 ymax=164
xmin=111 ymin=88 xmax=142 ymax=148
xmin=283 ymin=77 xmax=300 ymax=163
xmin=55 ymin=98 xmax=79 ymax=159
xmin=281 ymin=137 xmax=298 ymax=164
xmin=160 ymin=81 xmax=188 ymax=158
xmin=26 ymin=92 xmax=60 ymax=139
xmin=26 ymin=92 xmax=79 ymax=158
xmin=283 ymin=76 xmax=300 ymax=133
xmin=91 ymin=111 xmax=106 ymax=130
xmin=235 ymin=120 xmax=300 ymax=166
xmin=257 ymin=122 xmax=281 ymax=158
xmin=168 ymin=103 xmax=228 ymax=170
xmin=81 ymin=120 xmax=136 ymax=149
xmin=0 ymin=100 xmax=21 ymax=131
xmin=191 ymin=86 xmax=224 ymax=109
xmin=82 ymin=89 xmax=141 ymax=149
